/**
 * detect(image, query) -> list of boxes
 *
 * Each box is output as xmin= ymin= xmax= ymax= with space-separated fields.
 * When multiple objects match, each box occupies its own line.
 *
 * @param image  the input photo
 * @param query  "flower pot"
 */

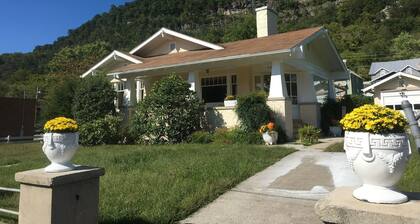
xmin=42 ymin=132 xmax=79 ymax=172
xmin=344 ymin=131 xmax=411 ymax=203
xmin=224 ymin=100 xmax=237 ymax=107
xmin=329 ymin=126 xmax=342 ymax=137
xmin=262 ymin=131 xmax=278 ymax=145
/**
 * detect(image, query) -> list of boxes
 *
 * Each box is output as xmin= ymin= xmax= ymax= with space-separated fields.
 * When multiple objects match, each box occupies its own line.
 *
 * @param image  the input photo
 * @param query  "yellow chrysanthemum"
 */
xmin=44 ymin=117 xmax=78 ymax=133
xmin=340 ymin=104 xmax=407 ymax=134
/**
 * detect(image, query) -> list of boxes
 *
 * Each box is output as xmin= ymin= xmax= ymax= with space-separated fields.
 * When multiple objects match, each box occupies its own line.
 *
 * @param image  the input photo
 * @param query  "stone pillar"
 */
xmin=15 ymin=166 xmax=105 ymax=224
xmin=299 ymin=73 xmax=320 ymax=128
xmin=188 ymin=71 xmax=201 ymax=99
xmin=267 ymin=61 xmax=293 ymax=139
xmin=328 ymin=79 xmax=336 ymax=101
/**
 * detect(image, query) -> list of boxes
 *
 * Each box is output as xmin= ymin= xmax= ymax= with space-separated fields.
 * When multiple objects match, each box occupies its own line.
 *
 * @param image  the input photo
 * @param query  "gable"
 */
xmin=81 ymin=50 xmax=142 ymax=77
xmin=363 ymin=72 xmax=420 ymax=92
xmin=129 ymin=28 xmax=223 ymax=57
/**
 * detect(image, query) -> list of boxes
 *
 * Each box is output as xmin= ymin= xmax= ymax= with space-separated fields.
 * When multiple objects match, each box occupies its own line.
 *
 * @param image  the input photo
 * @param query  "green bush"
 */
xmin=41 ymin=76 xmax=79 ymax=122
xmin=339 ymin=95 xmax=373 ymax=113
xmin=131 ymin=74 xmax=203 ymax=144
xmin=298 ymin=125 xmax=321 ymax=146
xmin=320 ymin=98 xmax=342 ymax=134
xmin=72 ymin=75 xmax=116 ymax=124
xmin=212 ymin=128 xmax=263 ymax=145
xmin=236 ymin=92 xmax=272 ymax=132
xmin=188 ymin=130 xmax=213 ymax=144
xmin=79 ymin=115 xmax=122 ymax=146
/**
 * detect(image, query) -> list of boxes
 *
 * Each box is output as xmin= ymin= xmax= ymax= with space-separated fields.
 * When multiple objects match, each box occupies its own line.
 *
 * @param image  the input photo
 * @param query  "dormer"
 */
xmin=129 ymin=27 xmax=223 ymax=58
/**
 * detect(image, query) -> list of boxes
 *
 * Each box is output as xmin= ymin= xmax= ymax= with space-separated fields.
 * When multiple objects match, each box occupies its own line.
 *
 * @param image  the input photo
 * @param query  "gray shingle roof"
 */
xmin=369 ymin=58 xmax=420 ymax=75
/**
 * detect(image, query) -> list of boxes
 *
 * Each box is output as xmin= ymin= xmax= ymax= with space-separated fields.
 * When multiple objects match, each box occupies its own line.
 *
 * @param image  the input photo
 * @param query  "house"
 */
xmin=82 ymin=6 xmax=349 ymax=138
xmin=363 ymin=58 xmax=420 ymax=110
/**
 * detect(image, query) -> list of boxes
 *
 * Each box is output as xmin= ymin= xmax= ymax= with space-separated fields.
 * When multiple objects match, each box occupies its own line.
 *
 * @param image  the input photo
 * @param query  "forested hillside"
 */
xmin=1 ymin=0 xmax=419 ymax=98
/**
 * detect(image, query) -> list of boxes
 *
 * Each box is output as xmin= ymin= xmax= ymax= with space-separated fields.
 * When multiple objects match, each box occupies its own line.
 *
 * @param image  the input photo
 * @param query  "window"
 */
xmin=285 ymin=74 xmax=298 ymax=104
xmin=254 ymin=75 xmax=271 ymax=93
xmin=115 ymin=81 xmax=126 ymax=108
xmin=137 ymin=81 xmax=145 ymax=102
xmin=169 ymin=43 xmax=176 ymax=51
xmin=115 ymin=82 xmax=126 ymax=91
xmin=201 ymin=76 xmax=227 ymax=103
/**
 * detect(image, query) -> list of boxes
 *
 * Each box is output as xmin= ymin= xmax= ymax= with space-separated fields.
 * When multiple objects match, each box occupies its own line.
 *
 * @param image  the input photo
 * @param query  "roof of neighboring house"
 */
xmin=111 ymin=26 xmax=323 ymax=74
xmin=363 ymin=72 xmax=420 ymax=92
xmin=369 ymin=58 xmax=420 ymax=76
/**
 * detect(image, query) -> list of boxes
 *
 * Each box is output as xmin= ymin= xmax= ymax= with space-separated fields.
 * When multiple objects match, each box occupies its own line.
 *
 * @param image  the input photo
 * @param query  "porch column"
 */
xmin=328 ymin=79 xmax=336 ymax=101
xmin=268 ymin=62 xmax=288 ymax=98
xmin=267 ymin=61 xmax=293 ymax=139
xmin=136 ymin=80 xmax=141 ymax=103
xmin=299 ymin=73 xmax=320 ymax=128
xmin=126 ymin=77 xmax=137 ymax=106
xmin=188 ymin=71 xmax=201 ymax=99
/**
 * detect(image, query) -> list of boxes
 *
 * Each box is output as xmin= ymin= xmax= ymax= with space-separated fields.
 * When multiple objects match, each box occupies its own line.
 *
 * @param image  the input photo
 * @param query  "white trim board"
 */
xmin=363 ymin=72 xmax=420 ymax=92
xmin=129 ymin=27 xmax=223 ymax=55
xmin=81 ymin=51 xmax=142 ymax=78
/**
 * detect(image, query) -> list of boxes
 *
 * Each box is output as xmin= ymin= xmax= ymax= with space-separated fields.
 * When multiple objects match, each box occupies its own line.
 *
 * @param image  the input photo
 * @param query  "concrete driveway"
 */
xmin=181 ymin=147 xmax=361 ymax=224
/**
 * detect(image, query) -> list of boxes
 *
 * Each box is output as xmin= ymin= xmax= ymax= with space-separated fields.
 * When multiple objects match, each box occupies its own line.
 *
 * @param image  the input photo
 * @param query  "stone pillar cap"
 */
xmin=15 ymin=166 xmax=105 ymax=187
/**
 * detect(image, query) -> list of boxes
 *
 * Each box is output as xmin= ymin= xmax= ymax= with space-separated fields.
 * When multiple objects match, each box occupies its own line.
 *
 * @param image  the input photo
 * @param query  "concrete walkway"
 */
xmin=181 ymin=141 xmax=361 ymax=224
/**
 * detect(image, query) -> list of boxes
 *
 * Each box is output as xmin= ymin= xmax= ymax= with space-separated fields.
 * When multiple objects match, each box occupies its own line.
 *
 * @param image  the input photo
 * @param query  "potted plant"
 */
xmin=42 ymin=117 xmax=79 ymax=172
xmin=224 ymin=95 xmax=237 ymax=107
xmin=260 ymin=122 xmax=278 ymax=145
xmin=340 ymin=104 xmax=409 ymax=203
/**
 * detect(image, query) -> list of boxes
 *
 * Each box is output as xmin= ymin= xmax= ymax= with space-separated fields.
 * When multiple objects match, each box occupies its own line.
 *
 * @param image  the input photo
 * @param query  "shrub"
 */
xmin=72 ymin=75 xmax=116 ymax=124
xmin=339 ymin=95 xmax=373 ymax=113
xmin=212 ymin=128 xmax=263 ymax=144
xmin=131 ymin=74 xmax=203 ymax=144
xmin=41 ymin=76 xmax=79 ymax=122
xmin=320 ymin=98 xmax=342 ymax=134
xmin=188 ymin=130 xmax=214 ymax=144
xmin=298 ymin=125 xmax=321 ymax=146
xmin=79 ymin=115 xmax=122 ymax=146
xmin=236 ymin=92 xmax=272 ymax=132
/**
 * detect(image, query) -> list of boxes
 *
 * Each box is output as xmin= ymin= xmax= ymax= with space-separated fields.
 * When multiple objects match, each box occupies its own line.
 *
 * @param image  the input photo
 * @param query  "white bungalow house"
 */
xmin=82 ymin=6 xmax=349 ymax=138
xmin=363 ymin=58 xmax=420 ymax=111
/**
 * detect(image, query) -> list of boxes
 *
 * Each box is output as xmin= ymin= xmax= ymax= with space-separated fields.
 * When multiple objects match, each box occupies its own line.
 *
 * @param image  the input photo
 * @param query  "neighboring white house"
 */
xmin=82 ymin=6 xmax=349 ymax=138
xmin=363 ymin=58 xmax=420 ymax=111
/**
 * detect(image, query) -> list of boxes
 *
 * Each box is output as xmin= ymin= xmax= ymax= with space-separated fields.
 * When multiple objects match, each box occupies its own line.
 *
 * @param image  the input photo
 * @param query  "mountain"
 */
xmin=1 ymin=0 xmax=419 ymax=98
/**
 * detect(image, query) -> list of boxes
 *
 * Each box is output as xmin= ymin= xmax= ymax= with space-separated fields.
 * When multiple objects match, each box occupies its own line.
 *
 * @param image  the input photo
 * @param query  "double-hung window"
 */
xmin=115 ymin=81 xmax=126 ymax=108
xmin=201 ymin=75 xmax=237 ymax=103
xmin=254 ymin=74 xmax=271 ymax=93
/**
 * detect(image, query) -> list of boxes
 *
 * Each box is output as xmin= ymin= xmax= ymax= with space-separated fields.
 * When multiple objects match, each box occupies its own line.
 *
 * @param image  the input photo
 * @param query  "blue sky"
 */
xmin=0 ymin=0 xmax=130 ymax=54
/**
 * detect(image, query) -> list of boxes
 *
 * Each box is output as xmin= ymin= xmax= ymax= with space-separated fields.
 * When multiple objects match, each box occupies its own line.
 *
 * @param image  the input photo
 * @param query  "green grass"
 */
xmin=323 ymin=141 xmax=344 ymax=152
xmin=0 ymin=143 xmax=294 ymax=223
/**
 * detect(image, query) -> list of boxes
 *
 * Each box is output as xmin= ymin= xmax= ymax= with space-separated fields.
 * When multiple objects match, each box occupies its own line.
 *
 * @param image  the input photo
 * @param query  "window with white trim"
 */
xmin=201 ymin=75 xmax=237 ymax=103
xmin=254 ymin=74 xmax=271 ymax=93
xmin=115 ymin=81 xmax=126 ymax=108
xmin=285 ymin=73 xmax=298 ymax=104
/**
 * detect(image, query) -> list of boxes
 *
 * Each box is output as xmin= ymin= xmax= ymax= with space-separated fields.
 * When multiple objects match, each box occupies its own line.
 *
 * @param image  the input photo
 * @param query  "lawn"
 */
xmin=0 ymin=142 xmax=294 ymax=224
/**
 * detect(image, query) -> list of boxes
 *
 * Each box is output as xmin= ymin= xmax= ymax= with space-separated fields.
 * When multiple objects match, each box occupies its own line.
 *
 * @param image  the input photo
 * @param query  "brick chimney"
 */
xmin=255 ymin=6 xmax=278 ymax=38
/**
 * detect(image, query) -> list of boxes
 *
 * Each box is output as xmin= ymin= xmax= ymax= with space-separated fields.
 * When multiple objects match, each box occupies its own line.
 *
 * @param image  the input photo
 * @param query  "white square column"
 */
xmin=299 ymin=73 xmax=317 ymax=103
xmin=125 ymin=77 xmax=137 ymax=106
xmin=268 ymin=61 xmax=288 ymax=99
xmin=188 ymin=71 xmax=201 ymax=98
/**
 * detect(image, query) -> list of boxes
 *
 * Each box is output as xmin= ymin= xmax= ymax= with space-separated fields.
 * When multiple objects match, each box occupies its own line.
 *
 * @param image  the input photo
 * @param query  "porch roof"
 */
xmin=110 ymin=27 xmax=322 ymax=75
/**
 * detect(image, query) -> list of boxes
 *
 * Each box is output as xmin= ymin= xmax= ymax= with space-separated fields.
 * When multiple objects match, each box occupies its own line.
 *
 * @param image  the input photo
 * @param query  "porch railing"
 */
xmin=0 ymin=187 xmax=20 ymax=216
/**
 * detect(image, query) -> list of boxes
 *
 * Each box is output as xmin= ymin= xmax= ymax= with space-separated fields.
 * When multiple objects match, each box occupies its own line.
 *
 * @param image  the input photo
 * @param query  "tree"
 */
xmin=47 ymin=41 xmax=111 ymax=77
xmin=131 ymin=74 xmax=203 ymax=144
xmin=41 ymin=76 xmax=79 ymax=122
xmin=72 ymin=74 xmax=116 ymax=124
xmin=390 ymin=32 xmax=420 ymax=60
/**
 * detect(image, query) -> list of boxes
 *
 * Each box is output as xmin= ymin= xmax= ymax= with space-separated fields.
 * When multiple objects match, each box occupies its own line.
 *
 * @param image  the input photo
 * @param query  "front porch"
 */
xmin=113 ymin=59 xmax=338 ymax=138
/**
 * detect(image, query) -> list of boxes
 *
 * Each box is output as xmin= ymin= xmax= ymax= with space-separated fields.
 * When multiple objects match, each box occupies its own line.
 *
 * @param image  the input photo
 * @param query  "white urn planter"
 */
xmin=262 ymin=131 xmax=278 ymax=145
xmin=344 ymin=131 xmax=411 ymax=204
xmin=42 ymin=132 xmax=79 ymax=173
xmin=224 ymin=100 xmax=237 ymax=107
